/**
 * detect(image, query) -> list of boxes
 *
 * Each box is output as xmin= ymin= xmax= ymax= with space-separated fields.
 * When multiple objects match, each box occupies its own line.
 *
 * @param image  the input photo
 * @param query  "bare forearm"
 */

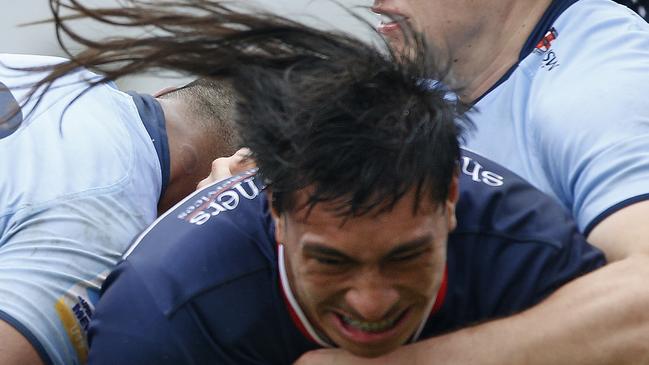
xmin=296 ymin=257 xmax=649 ymax=365
xmin=393 ymin=255 xmax=649 ymax=365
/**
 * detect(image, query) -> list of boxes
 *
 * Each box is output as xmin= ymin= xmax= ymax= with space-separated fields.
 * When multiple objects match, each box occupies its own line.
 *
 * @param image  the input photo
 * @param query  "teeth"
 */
xmin=342 ymin=315 xmax=398 ymax=333
xmin=376 ymin=13 xmax=405 ymax=24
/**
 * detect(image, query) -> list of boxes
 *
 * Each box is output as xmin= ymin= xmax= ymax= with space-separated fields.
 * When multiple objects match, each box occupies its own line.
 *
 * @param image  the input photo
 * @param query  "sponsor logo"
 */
xmin=535 ymin=28 xmax=560 ymax=71
xmin=540 ymin=50 xmax=560 ymax=71
xmin=55 ymin=274 xmax=106 ymax=364
xmin=535 ymin=28 xmax=558 ymax=53
xmin=460 ymin=156 xmax=504 ymax=187
xmin=177 ymin=174 xmax=261 ymax=225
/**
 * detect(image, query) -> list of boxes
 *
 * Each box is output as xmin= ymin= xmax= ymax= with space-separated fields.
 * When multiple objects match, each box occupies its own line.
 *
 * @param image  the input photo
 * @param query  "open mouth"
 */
xmin=373 ymin=11 xmax=409 ymax=34
xmin=332 ymin=308 xmax=411 ymax=343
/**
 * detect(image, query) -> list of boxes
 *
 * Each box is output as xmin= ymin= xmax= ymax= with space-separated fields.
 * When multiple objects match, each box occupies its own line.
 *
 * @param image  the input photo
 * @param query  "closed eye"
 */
xmin=389 ymin=250 xmax=426 ymax=263
xmin=303 ymin=243 xmax=355 ymax=267
xmin=314 ymin=256 xmax=351 ymax=266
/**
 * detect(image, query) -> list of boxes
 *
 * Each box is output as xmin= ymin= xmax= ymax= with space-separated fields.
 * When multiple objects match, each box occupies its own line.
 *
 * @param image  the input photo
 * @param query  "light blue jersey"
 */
xmin=464 ymin=0 xmax=649 ymax=234
xmin=0 ymin=54 xmax=169 ymax=365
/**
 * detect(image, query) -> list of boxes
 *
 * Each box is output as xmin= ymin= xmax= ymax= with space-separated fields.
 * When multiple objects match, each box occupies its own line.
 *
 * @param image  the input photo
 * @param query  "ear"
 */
xmin=445 ymin=170 xmax=459 ymax=231
xmin=267 ymin=190 xmax=285 ymax=244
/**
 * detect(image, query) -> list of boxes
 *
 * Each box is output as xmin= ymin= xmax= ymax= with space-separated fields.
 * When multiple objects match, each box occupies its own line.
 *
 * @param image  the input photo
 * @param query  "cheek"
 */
xmin=291 ymin=262 xmax=343 ymax=306
xmin=399 ymin=265 xmax=438 ymax=295
xmin=397 ymin=250 xmax=446 ymax=296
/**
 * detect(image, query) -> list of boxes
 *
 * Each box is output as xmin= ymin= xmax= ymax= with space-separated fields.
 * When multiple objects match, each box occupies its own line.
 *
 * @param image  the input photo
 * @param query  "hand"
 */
xmin=196 ymin=148 xmax=256 ymax=190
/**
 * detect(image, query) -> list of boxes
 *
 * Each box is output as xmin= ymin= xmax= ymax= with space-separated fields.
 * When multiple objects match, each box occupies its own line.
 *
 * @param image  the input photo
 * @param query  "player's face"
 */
xmin=273 ymin=187 xmax=457 ymax=357
xmin=371 ymin=0 xmax=487 ymax=56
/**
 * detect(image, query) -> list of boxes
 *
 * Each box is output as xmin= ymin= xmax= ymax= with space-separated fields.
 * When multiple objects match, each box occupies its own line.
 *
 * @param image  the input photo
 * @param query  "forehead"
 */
xmin=284 ymin=189 xmax=444 ymax=255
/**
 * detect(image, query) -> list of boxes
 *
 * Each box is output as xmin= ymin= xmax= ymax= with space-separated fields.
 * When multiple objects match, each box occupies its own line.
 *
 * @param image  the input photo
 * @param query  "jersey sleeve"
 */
xmin=530 ymin=17 xmax=649 ymax=234
xmin=88 ymin=172 xmax=280 ymax=364
xmin=0 ymin=192 xmax=153 ymax=365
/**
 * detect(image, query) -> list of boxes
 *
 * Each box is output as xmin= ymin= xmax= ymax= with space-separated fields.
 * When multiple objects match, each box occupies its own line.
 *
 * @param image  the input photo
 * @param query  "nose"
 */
xmin=344 ymin=270 xmax=399 ymax=321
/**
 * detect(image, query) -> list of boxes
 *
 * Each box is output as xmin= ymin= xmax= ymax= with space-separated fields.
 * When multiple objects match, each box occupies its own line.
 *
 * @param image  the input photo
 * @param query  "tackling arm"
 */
xmin=296 ymin=254 xmax=649 ymax=365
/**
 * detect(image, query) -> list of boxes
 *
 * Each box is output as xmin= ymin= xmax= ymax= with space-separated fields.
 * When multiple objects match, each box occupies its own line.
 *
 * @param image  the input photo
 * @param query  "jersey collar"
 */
xmin=473 ymin=0 xmax=579 ymax=103
xmin=519 ymin=0 xmax=578 ymax=59
xmin=127 ymin=91 xmax=170 ymax=200
xmin=277 ymin=243 xmax=448 ymax=347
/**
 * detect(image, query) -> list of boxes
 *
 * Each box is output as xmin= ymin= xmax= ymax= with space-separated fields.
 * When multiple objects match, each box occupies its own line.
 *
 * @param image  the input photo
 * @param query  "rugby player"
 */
xmin=88 ymin=152 xmax=604 ymax=364
xmin=0 ymin=54 xmax=237 ymax=365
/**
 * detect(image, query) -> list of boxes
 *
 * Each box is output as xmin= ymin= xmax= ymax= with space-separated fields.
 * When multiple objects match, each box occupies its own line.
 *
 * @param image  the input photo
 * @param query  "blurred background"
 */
xmin=1 ymin=0 xmax=373 ymax=92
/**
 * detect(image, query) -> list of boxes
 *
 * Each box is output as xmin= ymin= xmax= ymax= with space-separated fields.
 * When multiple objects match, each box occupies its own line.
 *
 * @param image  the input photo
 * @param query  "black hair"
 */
xmin=162 ymin=78 xmax=239 ymax=159
xmin=33 ymin=0 xmax=471 ymax=216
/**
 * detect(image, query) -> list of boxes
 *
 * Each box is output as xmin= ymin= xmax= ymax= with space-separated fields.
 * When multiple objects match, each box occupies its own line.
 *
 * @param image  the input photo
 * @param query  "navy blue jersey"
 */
xmin=87 ymin=150 xmax=604 ymax=364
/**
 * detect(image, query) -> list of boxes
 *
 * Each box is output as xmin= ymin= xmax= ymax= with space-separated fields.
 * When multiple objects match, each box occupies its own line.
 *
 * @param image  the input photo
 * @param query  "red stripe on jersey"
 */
xmin=279 ymin=278 xmax=322 ymax=344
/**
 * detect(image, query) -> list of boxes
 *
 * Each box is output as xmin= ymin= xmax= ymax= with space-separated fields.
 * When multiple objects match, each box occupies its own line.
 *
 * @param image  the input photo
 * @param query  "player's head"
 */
xmin=154 ymin=78 xmax=240 ymax=213
xmin=42 ymin=0 xmax=468 ymax=357
xmin=158 ymin=78 xmax=238 ymax=160
xmin=234 ymin=37 xmax=461 ymax=357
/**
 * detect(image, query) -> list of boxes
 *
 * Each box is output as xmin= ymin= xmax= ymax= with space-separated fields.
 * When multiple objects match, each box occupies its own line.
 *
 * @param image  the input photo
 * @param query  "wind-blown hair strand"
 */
xmin=32 ymin=0 xmax=471 ymax=216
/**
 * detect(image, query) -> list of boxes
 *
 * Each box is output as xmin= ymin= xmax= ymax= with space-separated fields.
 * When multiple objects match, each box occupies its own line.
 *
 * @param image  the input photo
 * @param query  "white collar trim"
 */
xmin=278 ymin=244 xmax=333 ymax=348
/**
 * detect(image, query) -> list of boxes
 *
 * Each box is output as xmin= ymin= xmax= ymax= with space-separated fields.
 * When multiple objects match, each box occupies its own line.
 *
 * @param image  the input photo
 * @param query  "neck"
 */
xmin=448 ymin=0 xmax=551 ymax=102
xmin=157 ymin=97 xmax=210 ymax=214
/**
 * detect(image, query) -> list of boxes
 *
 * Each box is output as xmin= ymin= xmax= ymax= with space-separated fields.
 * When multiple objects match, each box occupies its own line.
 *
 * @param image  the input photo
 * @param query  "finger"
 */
xmin=196 ymin=156 xmax=235 ymax=190
xmin=229 ymin=148 xmax=257 ymax=175
xmin=196 ymin=176 xmax=211 ymax=190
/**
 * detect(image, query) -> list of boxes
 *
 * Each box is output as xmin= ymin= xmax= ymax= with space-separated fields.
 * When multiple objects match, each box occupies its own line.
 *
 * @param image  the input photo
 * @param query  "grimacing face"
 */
xmin=272 ymin=183 xmax=458 ymax=357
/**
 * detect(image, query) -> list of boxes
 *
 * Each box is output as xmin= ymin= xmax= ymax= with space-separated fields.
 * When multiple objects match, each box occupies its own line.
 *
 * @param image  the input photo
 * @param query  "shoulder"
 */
xmin=119 ymin=171 xmax=276 ymax=313
xmin=0 ymin=53 xmax=103 ymax=104
xmin=427 ymin=151 xmax=605 ymax=333
xmin=0 ymin=53 xmax=160 ymax=208
xmin=532 ymin=0 xmax=649 ymax=120
xmin=521 ymin=1 xmax=649 ymax=228
xmin=0 ymin=53 xmax=69 ymax=72
xmin=91 ymin=172 xmax=288 ymax=363
xmin=553 ymin=0 xmax=648 ymax=51
xmin=456 ymin=149 xmax=572 ymax=246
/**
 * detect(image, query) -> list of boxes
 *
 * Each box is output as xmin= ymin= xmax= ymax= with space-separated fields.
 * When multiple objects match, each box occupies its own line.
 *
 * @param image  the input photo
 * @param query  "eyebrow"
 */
xmin=302 ymin=235 xmax=434 ymax=262
xmin=384 ymin=236 xmax=433 ymax=259
xmin=303 ymin=244 xmax=357 ymax=263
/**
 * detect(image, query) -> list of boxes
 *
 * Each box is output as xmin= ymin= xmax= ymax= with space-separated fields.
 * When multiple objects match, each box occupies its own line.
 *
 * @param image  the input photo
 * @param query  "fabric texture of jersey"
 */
xmin=87 ymin=150 xmax=605 ymax=365
xmin=0 ymin=54 xmax=167 ymax=365
xmin=464 ymin=0 xmax=649 ymax=234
